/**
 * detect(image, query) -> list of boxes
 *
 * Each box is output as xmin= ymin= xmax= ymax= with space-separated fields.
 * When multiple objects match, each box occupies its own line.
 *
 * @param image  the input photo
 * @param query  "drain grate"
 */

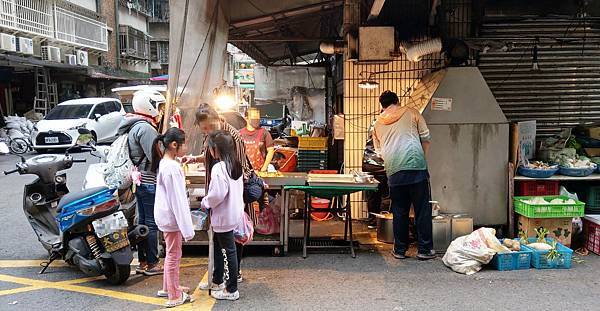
xmin=288 ymin=238 xmax=358 ymax=251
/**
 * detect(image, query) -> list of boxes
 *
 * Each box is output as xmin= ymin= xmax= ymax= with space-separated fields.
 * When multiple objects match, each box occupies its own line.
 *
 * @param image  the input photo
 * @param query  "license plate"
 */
xmin=92 ymin=211 xmax=128 ymax=238
xmin=45 ymin=136 xmax=59 ymax=144
xmin=100 ymin=229 xmax=129 ymax=253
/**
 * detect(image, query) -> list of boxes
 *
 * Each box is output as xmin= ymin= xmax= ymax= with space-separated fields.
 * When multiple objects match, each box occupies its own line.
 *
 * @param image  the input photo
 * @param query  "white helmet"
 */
xmin=131 ymin=90 xmax=166 ymax=118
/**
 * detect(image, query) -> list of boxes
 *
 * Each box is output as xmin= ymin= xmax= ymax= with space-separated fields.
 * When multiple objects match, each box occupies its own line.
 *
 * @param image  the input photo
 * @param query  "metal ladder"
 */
xmin=33 ymin=67 xmax=55 ymax=115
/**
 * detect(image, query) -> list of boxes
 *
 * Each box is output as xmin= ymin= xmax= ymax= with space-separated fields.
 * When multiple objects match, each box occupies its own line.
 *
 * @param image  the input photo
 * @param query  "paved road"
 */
xmin=0 ymin=152 xmax=599 ymax=311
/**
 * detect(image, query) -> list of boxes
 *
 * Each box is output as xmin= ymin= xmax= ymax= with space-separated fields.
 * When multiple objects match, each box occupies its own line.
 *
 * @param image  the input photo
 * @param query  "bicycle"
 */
xmin=0 ymin=136 xmax=32 ymax=155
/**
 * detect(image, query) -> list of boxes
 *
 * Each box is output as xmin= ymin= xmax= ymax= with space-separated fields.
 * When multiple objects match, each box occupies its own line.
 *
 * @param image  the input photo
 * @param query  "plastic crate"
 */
xmin=298 ymin=137 xmax=328 ymax=150
xmin=517 ymin=180 xmax=560 ymax=196
xmin=514 ymin=196 xmax=585 ymax=218
xmin=523 ymin=238 xmax=573 ymax=269
xmin=490 ymin=239 xmax=533 ymax=271
xmin=585 ymin=186 xmax=600 ymax=209
xmin=584 ymin=216 xmax=600 ymax=255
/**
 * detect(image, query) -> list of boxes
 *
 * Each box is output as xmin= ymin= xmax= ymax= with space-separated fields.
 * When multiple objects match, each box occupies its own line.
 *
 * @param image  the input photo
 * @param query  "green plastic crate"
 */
xmin=514 ymin=195 xmax=585 ymax=218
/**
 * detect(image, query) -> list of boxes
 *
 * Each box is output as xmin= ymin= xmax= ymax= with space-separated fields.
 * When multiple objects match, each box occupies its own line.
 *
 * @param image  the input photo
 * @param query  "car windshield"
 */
xmin=45 ymin=104 xmax=94 ymax=120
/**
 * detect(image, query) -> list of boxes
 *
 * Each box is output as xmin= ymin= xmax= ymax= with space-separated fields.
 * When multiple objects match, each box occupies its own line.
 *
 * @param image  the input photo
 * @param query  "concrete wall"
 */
xmin=149 ymin=23 xmax=169 ymax=40
xmin=167 ymin=0 xmax=229 ymax=152
xmin=118 ymin=6 xmax=148 ymax=32
xmin=66 ymin=0 xmax=97 ymax=12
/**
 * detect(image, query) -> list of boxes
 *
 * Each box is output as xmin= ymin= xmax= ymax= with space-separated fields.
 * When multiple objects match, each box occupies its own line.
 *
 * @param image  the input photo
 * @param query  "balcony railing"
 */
xmin=0 ymin=0 xmax=54 ymax=37
xmin=119 ymin=25 xmax=150 ymax=60
xmin=0 ymin=0 xmax=108 ymax=51
xmin=54 ymin=6 xmax=108 ymax=51
xmin=148 ymin=0 xmax=169 ymax=22
xmin=150 ymin=40 xmax=168 ymax=64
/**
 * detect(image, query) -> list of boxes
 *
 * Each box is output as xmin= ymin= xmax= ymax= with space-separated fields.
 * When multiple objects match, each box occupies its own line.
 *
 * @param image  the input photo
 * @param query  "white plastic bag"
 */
xmin=442 ymin=228 xmax=499 ymax=275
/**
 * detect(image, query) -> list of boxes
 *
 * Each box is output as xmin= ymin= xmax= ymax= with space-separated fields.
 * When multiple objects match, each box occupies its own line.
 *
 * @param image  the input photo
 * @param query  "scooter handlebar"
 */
xmin=3 ymin=168 xmax=18 ymax=175
xmin=72 ymin=159 xmax=87 ymax=163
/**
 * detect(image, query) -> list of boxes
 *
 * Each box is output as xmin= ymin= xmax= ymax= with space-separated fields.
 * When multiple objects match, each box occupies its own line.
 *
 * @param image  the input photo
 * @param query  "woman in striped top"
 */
xmin=183 ymin=103 xmax=252 ymax=284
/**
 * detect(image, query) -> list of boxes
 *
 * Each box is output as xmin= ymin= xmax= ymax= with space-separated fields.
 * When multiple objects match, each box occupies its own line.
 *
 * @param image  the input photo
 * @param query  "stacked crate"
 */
xmin=297 ymin=137 xmax=328 ymax=172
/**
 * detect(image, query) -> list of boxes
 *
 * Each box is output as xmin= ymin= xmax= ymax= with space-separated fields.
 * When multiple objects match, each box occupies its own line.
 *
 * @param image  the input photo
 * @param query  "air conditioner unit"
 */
xmin=65 ymin=54 xmax=77 ymax=65
xmin=41 ymin=46 xmax=61 ymax=62
xmin=76 ymin=50 xmax=89 ymax=66
xmin=0 ymin=33 xmax=16 ymax=52
xmin=16 ymin=37 xmax=33 ymax=55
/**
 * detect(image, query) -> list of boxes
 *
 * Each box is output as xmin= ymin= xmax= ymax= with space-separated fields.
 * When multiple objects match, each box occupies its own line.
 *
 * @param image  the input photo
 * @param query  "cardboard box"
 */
xmin=588 ymin=127 xmax=600 ymax=140
xmin=518 ymin=215 xmax=573 ymax=247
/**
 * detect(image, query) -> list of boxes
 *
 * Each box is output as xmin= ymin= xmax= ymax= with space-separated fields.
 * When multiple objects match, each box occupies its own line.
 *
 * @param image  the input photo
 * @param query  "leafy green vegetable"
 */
xmin=535 ymin=227 xmax=549 ymax=243
xmin=545 ymin=240 xmax=562 ymax=262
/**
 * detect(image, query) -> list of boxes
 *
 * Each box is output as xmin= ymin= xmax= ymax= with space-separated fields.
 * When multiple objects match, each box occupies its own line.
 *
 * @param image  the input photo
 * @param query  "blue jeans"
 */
xmin=135 ymin=183 xmax=159 ymax=265
xmin=389 ymin=179 xmax=433 ymax=255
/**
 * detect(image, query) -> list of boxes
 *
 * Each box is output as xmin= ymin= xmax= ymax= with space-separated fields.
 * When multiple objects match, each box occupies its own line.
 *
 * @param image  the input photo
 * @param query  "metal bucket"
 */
xmin=374 ymin=212 xmax=394 ymax=243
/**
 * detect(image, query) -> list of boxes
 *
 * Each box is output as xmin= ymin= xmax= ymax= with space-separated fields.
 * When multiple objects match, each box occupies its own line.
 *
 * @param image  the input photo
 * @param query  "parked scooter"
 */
xmin=4 ymin=129 xmax=147 ymax=285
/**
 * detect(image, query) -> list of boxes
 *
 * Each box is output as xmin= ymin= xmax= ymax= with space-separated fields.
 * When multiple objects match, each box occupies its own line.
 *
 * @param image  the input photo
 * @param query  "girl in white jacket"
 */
xmin=152 ymin=127 xmax=195 ymax=307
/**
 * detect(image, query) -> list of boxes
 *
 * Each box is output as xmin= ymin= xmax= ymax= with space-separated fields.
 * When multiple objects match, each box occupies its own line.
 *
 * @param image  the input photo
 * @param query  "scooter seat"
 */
xmin=58 ymin=186 xmax=110 ymax=210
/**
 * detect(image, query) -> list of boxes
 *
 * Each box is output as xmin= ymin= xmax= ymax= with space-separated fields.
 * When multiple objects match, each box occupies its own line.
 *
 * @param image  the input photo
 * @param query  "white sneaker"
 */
xmin=211 ymin=289 xmax=239 ymax=301
xmin=198 ymin=281 xmax=225 ymax=291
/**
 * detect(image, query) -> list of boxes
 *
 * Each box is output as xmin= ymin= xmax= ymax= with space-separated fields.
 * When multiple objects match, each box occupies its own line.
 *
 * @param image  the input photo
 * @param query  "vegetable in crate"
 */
xmin=527 ymin=242 xmax=553 ymax=251
xmin=502 ymin=239 xmax=521 ymax=251
xmin=535 ymin=227 xmax=549 ymax=243
xmin=519 ymin=229 xmax=529 ymax=245
xmin=545 ymin=240 xmax=562 ymax=262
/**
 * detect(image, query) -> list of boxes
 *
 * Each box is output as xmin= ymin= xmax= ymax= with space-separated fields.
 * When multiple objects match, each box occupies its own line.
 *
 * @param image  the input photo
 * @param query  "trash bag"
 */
xmin=190 ymin=210 xmax=209 ymax=231
xmin=362 ymin=121 xmax=385 ymax=174
xmin=255 ymin=194 xmax=281 ymax=235
xmin=0 ymin=142 xmax=9 ymax=154
xmin=442 ymin=228 xmax=501 ymax=275
xmin=234 ymin=212 xmax=254 ymax=245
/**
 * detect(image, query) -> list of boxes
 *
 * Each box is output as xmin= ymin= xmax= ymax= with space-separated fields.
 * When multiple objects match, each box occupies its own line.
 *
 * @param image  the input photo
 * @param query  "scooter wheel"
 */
xmin=104 ymin=263 xmax=131 ymax=285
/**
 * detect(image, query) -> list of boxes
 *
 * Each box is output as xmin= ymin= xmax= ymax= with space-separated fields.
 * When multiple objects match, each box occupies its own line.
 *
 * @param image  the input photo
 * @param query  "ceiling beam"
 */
xmin=230 ymin=0 xmax=343 ymax=28
xmin=228 ymin=37 xmax=342 ymax=42
xmin=229 ymin=7 xmax=341 ymax=36
xmin=367 ymin=0 xmax=386 ymax=21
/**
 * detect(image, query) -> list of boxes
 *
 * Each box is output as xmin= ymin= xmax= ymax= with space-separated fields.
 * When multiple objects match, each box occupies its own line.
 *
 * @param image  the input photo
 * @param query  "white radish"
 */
xmin=527 ymin=242 xmax=553 ymax=251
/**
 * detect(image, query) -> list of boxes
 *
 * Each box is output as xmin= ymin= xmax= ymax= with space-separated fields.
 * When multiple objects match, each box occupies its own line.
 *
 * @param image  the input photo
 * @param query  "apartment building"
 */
xmin=0 ymin=0 xmax=159 ymax=116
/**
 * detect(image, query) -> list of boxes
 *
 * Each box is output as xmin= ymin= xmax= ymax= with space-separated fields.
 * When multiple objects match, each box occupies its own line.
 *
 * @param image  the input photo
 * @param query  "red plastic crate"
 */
xmin=584 ymin=217 xmax=600 ymax=255
xmin=517 ymin=180 xmax=560 ymax=196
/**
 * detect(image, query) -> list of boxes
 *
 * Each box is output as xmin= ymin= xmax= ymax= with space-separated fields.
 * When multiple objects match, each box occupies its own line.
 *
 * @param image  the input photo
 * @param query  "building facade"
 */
xmin=0 ymin=0 xmax=162 ymax=116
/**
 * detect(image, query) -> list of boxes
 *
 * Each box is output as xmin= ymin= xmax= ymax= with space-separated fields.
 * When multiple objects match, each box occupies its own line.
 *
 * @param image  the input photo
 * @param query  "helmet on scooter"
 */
xmin=131 ymin=90 xmax=165 ymax=118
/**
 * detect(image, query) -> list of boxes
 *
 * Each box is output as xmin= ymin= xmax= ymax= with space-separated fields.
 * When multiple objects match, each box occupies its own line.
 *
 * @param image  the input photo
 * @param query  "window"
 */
xmin=113 ymin=101 xmax=123 ymax=112
xmin=92 ymin=104 xmax=108 ymax=117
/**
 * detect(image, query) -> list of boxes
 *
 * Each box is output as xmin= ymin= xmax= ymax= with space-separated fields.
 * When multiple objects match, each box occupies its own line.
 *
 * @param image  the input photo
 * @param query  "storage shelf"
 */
xmin=514 ymin=174 xmax=600 ymax=181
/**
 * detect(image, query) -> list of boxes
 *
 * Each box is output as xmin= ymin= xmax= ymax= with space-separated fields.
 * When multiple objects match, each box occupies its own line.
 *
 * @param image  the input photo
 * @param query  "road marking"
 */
xmin=0 ymin=258 xmax=208 ymax=269
xmin=0 ymin=286 xmax=42 ymax=297
xmin=164 ymin=271 xmax=214 ymax=311
xmin=0 ymin=260 xmax=69 ymax=268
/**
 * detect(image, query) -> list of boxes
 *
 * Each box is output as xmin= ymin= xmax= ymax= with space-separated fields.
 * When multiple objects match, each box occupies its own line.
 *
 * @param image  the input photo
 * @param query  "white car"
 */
xmin=33 ymin=98 xmax=125 ymax=152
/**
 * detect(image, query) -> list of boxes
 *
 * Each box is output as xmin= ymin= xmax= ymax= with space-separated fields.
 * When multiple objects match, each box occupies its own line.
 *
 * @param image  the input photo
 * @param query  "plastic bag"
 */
xmin=191 ymin=210 xmax=209 ymax=231
xmin=362 ymin=121 xmax=385 ymax=174
xmin=234 ymin=212 xmax=254 ymax=245
xmin=255 ymin=194 xmax=281 ymax=235
xmin=560 ymin=186 xmax=579 ymax=201
xmin=442 ymin=228 xmax=500 ymax=275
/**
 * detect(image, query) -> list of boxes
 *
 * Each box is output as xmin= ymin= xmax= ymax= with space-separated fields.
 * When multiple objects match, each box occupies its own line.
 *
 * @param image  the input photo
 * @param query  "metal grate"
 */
xmin=478 ymin=17 xmax=600 ymax=138
xmin=54 ymin=6 xmax=109 ymax=51
xmin=343 ymin=54 xmax=444 ymax=219
xmin=119 ymin=25 xmax=150 ymax=60
xmin=0 ymin=0 xmax=53 ymax=37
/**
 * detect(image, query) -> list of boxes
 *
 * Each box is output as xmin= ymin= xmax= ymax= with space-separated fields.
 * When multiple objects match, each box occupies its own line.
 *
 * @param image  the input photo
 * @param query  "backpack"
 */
xmin=103 ymin=121 xmax=148 ymax=190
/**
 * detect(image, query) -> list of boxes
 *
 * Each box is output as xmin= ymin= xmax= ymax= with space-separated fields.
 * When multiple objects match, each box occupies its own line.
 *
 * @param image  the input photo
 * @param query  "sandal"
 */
xmin=157 ymin=286 xmax=191 ymax=298
xmin=165 ymin=292 xmax=193 ymax=308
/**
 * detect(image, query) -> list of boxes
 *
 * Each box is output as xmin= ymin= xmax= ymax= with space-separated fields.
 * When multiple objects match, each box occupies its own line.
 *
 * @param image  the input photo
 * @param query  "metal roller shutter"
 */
xmin=478 ymin=17 xmax=600 ymax=138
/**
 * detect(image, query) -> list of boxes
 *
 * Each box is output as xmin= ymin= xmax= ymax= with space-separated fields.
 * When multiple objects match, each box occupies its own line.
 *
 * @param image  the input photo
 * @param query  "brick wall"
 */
xmin=99 ymin=0 xmax=118 ymax=68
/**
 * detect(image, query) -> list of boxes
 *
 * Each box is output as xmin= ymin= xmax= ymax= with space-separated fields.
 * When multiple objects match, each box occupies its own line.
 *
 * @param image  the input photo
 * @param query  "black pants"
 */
xmin=367 ymin=174 xmax=389 ymax=219
xmin=389 ymin=179 xmax=433 ymax=255
xmin=213 ymin=231 xmax=238 ymax=293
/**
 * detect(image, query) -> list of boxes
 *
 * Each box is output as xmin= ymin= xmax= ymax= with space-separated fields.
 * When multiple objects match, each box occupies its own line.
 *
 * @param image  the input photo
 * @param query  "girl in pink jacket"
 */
xmin=152 ymin=127 xmax=195 ymax=307
xmin=201 ymin=130 xmax=244 ymax=301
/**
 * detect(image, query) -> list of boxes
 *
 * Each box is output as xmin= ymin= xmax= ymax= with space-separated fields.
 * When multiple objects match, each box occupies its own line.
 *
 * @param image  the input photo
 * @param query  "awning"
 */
xmin=0 ymin=54 xmax=87 ymax=71
xmin=89 ymin=71 xmax=137 ymax=81
xmin=149 ymin=74 xmax=168 ymax=81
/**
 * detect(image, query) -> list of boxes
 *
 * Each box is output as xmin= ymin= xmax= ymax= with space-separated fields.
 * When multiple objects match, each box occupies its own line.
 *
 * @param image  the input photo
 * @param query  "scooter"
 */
xmin=4 ymin=130 xmax=147 ymax=285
